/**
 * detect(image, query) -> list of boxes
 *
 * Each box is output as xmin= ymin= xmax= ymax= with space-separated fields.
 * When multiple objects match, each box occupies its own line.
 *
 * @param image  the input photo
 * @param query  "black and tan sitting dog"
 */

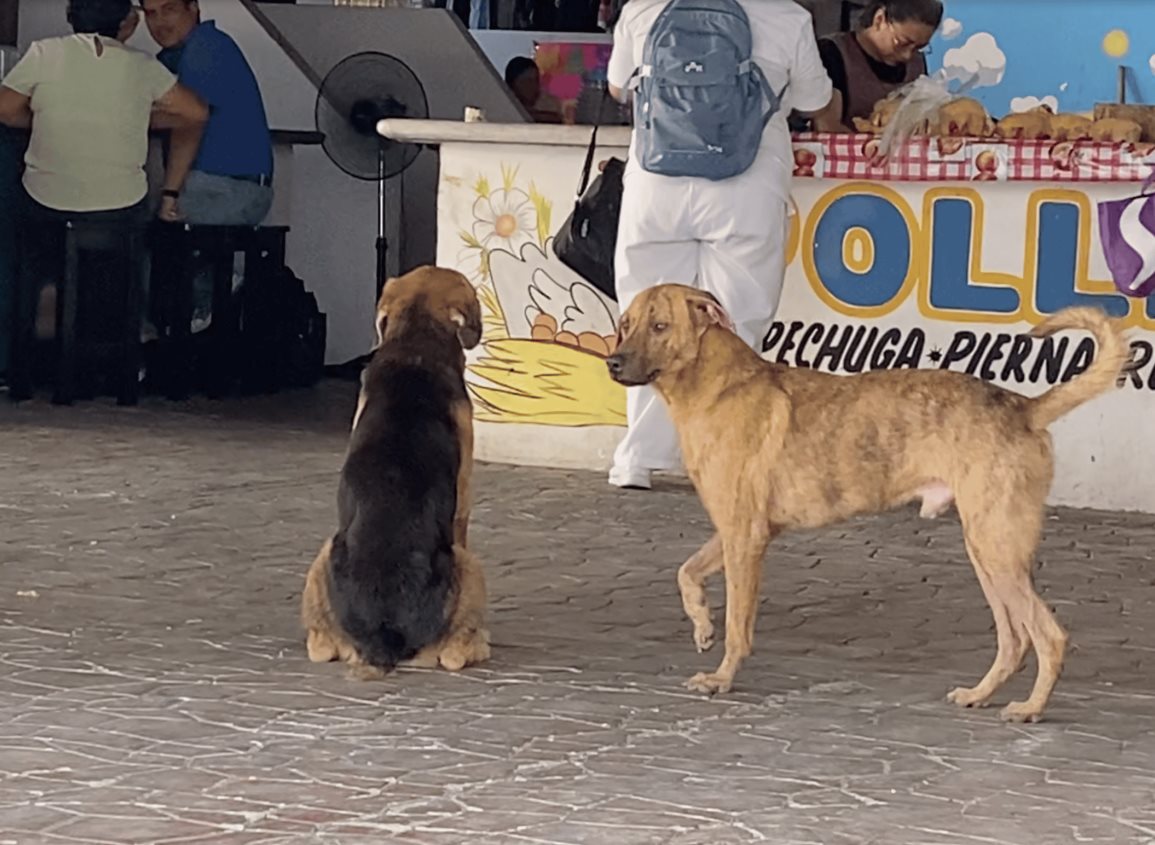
xmin=301 ymin=266 xmax=490 ymax=678
xmin=607 ymin=284 xmax=1131 ymax=723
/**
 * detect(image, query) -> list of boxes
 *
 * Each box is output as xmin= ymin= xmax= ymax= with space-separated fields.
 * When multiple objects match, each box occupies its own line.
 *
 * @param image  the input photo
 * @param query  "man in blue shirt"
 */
xmin=141 ymin=0 xmax=273 ymax=226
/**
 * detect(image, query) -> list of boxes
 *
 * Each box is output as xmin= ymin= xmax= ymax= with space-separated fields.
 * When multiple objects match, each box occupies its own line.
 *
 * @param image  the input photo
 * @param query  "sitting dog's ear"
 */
xmin=686 ymin=292 xmax=736 ymax=334
xmin=374 ymin=280 xmax=401 ymax=346
xmin=450 ymin=295 xmax=483 ymax=350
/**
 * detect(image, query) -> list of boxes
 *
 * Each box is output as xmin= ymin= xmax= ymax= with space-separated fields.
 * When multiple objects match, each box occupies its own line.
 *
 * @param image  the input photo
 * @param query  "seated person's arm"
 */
xmin=804 ymin=90 xmax=845 ymax=132
xmin=787 ymin=23 xmax=836 ymax=131
xmin=152 ymin=83 xmax=207 ymax=213
xmin=805 ymin=39 xmax=850 ymax=132
xmin=0 ymin=44 xmax=41 ymax=130
xmin=150 ymin=82 xmax=208 ymax=130
xmin=0 ymin=87 xmax=32 ymax=129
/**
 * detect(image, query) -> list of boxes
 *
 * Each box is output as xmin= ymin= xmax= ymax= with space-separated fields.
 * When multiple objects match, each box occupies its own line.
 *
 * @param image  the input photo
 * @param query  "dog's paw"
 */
xmin=347 ymin=663 xmax=389 ymax=682
xmin=439 ymin=651 xmax=467 ymax=672
xmin=305 ymin=631 xmax=339 ymax=663
xmin=438 ymin=630 xmax=491 ymax=672
xmin=401 ymin=649 xmax=441 ymax=669
xmin=693 ymin=623 xmax=715 ymax=653
xmin=685 ymin=672 xmax=732 ymax=696
xmin=472 ymin=635 xmax=493 ymax=665
xmin=946 ymin=686 xmax=993 ymax=709
xmin=1000 ymin=700 xmax=1043 ymax=723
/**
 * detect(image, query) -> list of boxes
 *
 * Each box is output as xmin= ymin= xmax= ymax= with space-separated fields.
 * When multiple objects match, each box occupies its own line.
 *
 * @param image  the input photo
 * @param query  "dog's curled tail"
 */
xmin=1026 ymin=307 xmax=1130 ymax=431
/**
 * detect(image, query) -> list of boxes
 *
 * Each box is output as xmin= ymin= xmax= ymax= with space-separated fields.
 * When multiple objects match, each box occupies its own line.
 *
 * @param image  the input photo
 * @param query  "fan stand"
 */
xmin=375 ymin=143 xmax=387 ymax=299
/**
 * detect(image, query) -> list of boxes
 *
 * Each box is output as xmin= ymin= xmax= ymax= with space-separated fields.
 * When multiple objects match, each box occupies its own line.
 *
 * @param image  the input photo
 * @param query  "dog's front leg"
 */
xmin=685 ymin=526 xmax=773 ymax=696
xmin=678 ymin=533 xmax=724 ymax=652
xmin=453 ymin=479 xmax=472 ymax=549
xmin=452 ymin=401 xmax=474 ymax=548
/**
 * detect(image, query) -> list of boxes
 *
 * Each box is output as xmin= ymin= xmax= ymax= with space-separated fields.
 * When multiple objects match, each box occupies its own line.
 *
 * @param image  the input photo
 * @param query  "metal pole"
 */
xmin=1117 ymin=65 xmax=1128 ymax=105
xmin=375 ymin=144 xmax=387 ymax=298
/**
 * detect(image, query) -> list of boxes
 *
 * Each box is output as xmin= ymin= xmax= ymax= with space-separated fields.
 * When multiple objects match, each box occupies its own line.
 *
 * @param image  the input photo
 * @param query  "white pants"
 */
xmin=611 ymin=160 xmax=789 ymax=474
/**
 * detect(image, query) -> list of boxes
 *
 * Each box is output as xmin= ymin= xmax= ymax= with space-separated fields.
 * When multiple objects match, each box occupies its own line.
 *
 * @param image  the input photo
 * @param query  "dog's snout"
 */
xmin=606 ymin=354 xmax=624 ymax=377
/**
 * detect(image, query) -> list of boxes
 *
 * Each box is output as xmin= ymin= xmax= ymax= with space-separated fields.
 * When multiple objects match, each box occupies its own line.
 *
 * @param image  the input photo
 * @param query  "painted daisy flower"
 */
xmin=472 ymin=188 xmax=537 ymax=254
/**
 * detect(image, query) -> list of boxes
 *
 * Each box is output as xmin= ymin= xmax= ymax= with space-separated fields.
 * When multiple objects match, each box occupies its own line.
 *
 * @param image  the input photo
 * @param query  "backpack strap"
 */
xmin=633 ymin=0 xmax=681 ymax=89
xmin=744 ymin=60 xmax=787 ymax=129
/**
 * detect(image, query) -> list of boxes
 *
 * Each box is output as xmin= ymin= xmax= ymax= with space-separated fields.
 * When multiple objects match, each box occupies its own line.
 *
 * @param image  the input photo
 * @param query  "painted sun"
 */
xmin=1102 ymin=29 xmax=1130 ymax=58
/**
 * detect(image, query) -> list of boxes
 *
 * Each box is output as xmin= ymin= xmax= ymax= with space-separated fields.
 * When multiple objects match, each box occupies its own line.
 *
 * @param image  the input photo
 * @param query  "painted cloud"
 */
xmin=941 ymin=17 xmax=963 ymax=40
xmin=1010 ymin=95 xmax=1059 ymax=113
xmin=942 ymin=32 xmax=1007 ymax=89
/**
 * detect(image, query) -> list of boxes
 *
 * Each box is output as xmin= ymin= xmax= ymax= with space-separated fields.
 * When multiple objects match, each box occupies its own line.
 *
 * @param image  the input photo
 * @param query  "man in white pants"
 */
xmin=606 ymin=0 xmax=835 ymax=490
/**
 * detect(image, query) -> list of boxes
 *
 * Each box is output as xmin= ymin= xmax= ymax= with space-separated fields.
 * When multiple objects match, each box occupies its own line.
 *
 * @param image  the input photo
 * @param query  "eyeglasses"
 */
xmin=887 ymin=18 xmax=933 ymax=55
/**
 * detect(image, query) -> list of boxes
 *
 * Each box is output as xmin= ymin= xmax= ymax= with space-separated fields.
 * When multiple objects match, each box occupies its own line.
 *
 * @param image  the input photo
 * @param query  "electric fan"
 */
xmin=315 ymin=51 xmax=429 ymax=296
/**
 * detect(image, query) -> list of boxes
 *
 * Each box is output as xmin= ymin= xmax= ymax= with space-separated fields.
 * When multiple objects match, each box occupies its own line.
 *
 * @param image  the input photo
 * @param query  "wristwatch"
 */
xmin=162 ymin=188 xmax=180 ymax=200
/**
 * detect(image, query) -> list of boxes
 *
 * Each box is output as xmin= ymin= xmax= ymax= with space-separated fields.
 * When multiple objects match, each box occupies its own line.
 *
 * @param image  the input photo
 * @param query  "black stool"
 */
xmin=148 ymin=223 xmax=288 ymax=400
xmin=9 ymin=219 xmax=146 ymax=406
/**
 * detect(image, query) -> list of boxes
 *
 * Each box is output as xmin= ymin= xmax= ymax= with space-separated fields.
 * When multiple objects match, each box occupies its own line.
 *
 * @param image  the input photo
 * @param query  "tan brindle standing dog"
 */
xmin=607 ymin=284 xmax=1131 ymax=722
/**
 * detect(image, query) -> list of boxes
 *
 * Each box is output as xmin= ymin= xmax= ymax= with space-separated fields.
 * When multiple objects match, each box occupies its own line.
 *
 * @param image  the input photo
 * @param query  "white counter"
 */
xmin=380 ymin=118 xmax=1155 ymax=513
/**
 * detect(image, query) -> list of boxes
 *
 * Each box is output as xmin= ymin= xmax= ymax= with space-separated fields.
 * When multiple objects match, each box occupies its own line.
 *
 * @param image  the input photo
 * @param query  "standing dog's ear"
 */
xmin=686 ymin=292 xmax=736 ymax=334
xmin=450 ymin=293 xmax=483 ymax=350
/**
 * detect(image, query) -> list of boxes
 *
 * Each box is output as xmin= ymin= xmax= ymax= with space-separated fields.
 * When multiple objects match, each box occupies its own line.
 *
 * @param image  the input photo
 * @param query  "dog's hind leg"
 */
xmin=997 ymin=572 xmax=1068 ymax=723
xmin=302 ymin=538 xmax=342 ymax=663
xmin=947 ymin=534 xmax=1030 ymax=709
xmin=685 ymin=524 xmax=775 ymax=696
xmin=952 ymin=493 xmax=1067 ymax=722
xmin=436 ymin=546 xmax=491 ymax=672
xmin=678 ymin=534 xmax=725 ymax=652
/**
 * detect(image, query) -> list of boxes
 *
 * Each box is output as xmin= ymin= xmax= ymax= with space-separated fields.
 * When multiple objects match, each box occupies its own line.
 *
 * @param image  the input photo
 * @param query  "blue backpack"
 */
xmin=630 ymin=0 xmax=785 ymax=181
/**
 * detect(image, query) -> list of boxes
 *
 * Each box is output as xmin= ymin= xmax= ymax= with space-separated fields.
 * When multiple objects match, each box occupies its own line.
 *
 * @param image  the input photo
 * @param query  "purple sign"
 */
xmin=1099 ymin=176 xmax=1155 ymax=298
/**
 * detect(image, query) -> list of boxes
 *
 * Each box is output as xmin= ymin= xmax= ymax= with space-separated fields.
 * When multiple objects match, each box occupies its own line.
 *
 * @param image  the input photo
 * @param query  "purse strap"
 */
xmin=574 ymin=84 xmax=610 ymax=207
xmin=1123 ymin=170 xmax=1155 ymax=201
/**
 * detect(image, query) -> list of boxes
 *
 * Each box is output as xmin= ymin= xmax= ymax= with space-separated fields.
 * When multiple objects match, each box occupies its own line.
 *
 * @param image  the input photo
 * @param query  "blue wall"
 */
xmin=927 ymin=0 xmax=1154 ymax=117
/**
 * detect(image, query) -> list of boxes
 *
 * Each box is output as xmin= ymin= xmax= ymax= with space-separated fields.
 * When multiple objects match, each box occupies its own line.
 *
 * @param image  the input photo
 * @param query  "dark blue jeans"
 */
xmin=14 ymin=192 xmax=148 ymax=351
xmin=179 ymin=171 xmax=274 ymax=328
xmin=180 ymin=170 xmax=273 ymax=227
xmin=0 ymin=127 xmax=29 ymax=375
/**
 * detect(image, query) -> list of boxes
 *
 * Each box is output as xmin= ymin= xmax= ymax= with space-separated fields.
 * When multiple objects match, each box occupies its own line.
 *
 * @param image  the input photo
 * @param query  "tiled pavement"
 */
xmin=1 ymin=382 xmax=1154 ymax=845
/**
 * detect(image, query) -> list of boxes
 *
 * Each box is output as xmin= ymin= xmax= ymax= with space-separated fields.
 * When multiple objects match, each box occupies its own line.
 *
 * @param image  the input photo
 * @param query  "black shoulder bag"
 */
xmin=552 ymin=87 xmax=625 ymax=302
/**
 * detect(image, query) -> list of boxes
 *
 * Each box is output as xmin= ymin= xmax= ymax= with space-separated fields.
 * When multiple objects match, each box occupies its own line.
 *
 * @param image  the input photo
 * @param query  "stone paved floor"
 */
xmin=1 ymin=382 xmax=1155 ymax=845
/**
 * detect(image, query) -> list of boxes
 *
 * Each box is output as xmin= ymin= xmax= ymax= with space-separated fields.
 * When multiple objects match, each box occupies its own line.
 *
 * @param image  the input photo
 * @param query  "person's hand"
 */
xmin=158 ymin=194 xmax=183 ymax=223
xmin=117 ymin=9 xmax=140 ymax=43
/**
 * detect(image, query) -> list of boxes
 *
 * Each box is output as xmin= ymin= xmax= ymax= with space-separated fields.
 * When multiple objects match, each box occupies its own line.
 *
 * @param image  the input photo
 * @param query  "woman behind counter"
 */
xmin=504 ymin=56 xmax=564 ymax=124
xmin=814 ymin=0 xmax=943 ymax=132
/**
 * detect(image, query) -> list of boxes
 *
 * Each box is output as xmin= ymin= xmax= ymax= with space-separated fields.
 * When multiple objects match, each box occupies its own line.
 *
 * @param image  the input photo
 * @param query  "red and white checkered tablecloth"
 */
xmin=790 ymin=133 xmax=1155 ymax=183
